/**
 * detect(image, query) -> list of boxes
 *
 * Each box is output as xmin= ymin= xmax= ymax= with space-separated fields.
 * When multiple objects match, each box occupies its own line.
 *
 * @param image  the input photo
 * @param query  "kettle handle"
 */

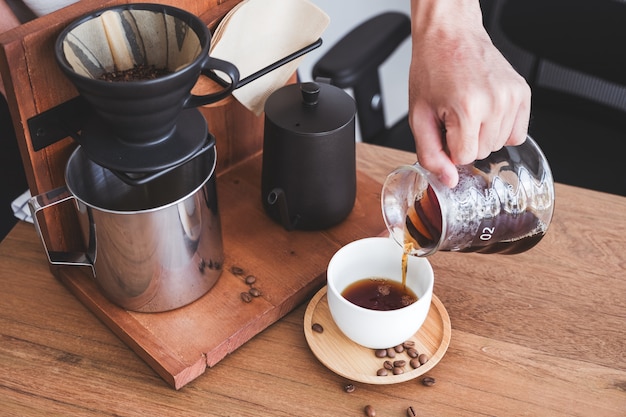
xmin=28 ymin=187 xmax=95 ymax=272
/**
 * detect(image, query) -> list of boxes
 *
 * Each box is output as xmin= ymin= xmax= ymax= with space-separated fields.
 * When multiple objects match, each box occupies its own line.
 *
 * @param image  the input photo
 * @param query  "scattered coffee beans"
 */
xmin=233 ymin=268 xmax=264 ymax=303
xmin=343 ymin=383 xmax=355 ymax=393
xmin=364 ymin=405 xmax=376 ymax=417
xmin=312 ymin=323 xmax=324 ymax=333
xmin=406 ymin=405 xmax=417 ymax=417
xmin=231 ymin=266 xmax=244 ymax=275
xmin=392 ymin=367 xmax=404 ymax=375
xmin=240 ymin=292 xmax=252 ymax=303
xmin=421 ymin=376 xmax=436 ymax=387
xmin=409 ymin=358 xmax=421 ymax=369
xmin=372 ymin=340 xmax=432 ymax=376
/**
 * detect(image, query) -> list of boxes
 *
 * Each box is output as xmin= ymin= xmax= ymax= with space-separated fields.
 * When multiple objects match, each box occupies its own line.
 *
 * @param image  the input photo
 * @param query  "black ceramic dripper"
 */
xmin=55 ymin=3 xmax=240 ymax=174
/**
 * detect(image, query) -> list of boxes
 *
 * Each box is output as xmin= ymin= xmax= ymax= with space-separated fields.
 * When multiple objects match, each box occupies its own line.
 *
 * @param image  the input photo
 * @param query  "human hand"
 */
xmin=408 ymin=0 xmax=531 ymax=188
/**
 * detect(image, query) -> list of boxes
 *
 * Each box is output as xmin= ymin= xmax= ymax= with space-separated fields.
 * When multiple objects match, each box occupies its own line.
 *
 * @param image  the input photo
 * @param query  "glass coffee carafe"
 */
xmin=381 ymin=136 xmax=555 ymax=257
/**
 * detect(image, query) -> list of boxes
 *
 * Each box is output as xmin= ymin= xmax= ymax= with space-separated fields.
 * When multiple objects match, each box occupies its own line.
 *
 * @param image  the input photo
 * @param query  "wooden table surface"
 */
xmin=1 ymin=143 xmax=625 ymax=416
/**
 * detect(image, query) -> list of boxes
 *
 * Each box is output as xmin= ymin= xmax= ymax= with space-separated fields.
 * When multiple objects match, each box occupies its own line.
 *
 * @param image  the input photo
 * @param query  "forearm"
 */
xmin=410 ymin=0 xmax=489 ymax=60
xmin=410 ymin=0 xmax=484 ymax=30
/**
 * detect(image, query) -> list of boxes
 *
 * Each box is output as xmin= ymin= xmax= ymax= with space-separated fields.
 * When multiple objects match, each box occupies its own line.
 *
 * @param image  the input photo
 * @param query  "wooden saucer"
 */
xmin=303 ymin=286 xmax=451 ymax=384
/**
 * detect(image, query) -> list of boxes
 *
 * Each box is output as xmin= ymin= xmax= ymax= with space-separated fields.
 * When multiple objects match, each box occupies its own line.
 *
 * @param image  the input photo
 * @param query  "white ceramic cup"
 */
xmin=326 ymin=236 xmax=434 ymax=349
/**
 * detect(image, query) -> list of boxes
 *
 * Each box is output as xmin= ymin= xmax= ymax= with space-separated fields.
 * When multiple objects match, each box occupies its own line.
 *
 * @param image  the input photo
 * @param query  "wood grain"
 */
xmin=1 ymin=143 xmax=626 ymax=415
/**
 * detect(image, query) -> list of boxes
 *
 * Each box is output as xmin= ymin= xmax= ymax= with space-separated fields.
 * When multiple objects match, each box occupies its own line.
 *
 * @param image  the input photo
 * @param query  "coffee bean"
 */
xmin=421 ymin=376 xmax=436 ymax=387
xmin=343 ymin=383 xmax=355 ymax=393
xmin=386 ymin=348 xmax=396 ymax=358
xmin=409 ymin=358 xmax=421 ymax=369
xmin=376 ymin=368 xmax=388 ymax=376
xmin=312 ymin=323 xmax=324 ymax=333
xmin=248 ymin=287 xmax=262 ymax=297
xmin=374 ymin=349 xmax=387 ymax=358
xmin=240 ymin=292 xmax=252 ymax=303
xmin=392 ymin=367 xmax=404 ymax=375
xmin=394 ymin=344 xmax=404 ymax=353
xmin=403 ymin=340 xmax=416 ymax=348
xmin=418 ymin=353 xmax=429 ymax=365
xmin=231 ymin=266 xmax=244 ymax=275
xmin=406 ymin=405 xmax=417 ymax=417
xmin=364 ymin=405 xmax=376 ymax=417
xmin=245 ymin=275 xmax=257 ymax=285
xmin=383 ymin=360 xmax=393 ymax=370
xmin=393 ymin=360 xmax=406 ymax=368
xmin=407 ymin=348 xmax=419 ymax=358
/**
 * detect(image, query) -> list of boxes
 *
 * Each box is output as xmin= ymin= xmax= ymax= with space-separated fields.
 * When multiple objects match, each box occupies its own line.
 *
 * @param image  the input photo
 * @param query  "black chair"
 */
xmin=312 ymin=12 xmax=414 ymax=152
xmin=312 ymin=2 xmax=626 ymax=196
xmin=489 ymin=0 xmax=626 ymax=196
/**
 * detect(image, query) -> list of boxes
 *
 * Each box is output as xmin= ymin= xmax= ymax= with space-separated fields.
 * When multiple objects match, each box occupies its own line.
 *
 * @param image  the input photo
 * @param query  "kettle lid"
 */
xmin=264 ymin=81 xmax=356 ymax=134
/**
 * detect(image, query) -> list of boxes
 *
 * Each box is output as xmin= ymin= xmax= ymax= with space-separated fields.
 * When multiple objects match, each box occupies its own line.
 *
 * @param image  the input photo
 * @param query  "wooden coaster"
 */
xmin=304 ymin=286 xmax=451 ymax=384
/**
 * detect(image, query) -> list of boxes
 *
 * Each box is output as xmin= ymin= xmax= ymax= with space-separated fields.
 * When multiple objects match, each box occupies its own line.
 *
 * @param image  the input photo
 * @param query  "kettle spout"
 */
xmin=267 ymin=188 xmax=299 ymax=231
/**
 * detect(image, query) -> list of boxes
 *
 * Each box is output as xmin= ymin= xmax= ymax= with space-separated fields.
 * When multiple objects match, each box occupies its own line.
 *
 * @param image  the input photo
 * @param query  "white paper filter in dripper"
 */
xmin=61 ymin=8 xmax=203 ymax=79
xmin=209 ymin=0 xmax=330 ymax=115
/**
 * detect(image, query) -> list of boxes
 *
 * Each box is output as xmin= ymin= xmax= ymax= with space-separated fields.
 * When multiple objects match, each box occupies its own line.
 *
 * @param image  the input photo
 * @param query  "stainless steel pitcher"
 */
xmin=29 ymin=140 xmax=224 ymax=312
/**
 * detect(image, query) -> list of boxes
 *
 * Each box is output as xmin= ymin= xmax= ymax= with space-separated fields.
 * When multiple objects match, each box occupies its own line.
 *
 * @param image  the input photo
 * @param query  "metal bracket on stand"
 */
xmin=27 ymin=96 xmax=91 ymax=151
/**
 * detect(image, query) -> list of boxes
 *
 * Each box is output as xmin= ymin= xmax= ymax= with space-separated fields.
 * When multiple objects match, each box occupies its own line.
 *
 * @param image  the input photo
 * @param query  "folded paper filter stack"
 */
xmin=210 ymin=0 xmax=330 ymax=114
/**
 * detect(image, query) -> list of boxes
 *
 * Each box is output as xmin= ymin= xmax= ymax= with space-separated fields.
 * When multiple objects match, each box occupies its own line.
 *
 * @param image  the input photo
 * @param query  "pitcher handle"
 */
xmin=28 ymin=187 xmax=95 ymax=272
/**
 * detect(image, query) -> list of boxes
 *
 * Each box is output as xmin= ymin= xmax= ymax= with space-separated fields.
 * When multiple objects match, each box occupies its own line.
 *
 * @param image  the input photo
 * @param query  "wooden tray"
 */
xmin=303 ymin=286 xmax=451 ymax=384
xmin=55 ymin=154 xmax=387 ymax=389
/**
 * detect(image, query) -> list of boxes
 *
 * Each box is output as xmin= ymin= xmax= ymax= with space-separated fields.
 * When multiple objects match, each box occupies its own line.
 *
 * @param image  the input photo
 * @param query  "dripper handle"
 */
xmin=185 ymin=57 xmax=241 ymax=108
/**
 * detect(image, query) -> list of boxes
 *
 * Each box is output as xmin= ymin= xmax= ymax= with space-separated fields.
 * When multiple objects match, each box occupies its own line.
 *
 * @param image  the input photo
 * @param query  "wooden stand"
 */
xmin=0 ymin=0 xmax=388 ymax=389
